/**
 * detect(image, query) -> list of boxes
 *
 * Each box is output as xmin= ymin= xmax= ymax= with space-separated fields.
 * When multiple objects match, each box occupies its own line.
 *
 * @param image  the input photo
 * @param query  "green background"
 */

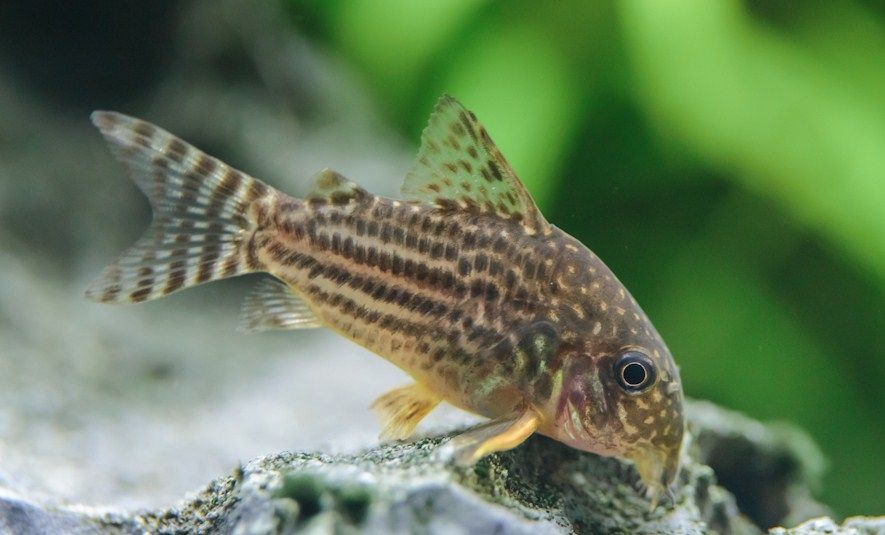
xmin=287 ymin=0 xmax=884 ymax=516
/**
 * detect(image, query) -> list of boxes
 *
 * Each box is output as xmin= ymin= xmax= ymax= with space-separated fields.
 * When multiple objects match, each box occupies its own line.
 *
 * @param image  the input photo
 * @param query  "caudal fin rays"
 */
xmin=86 ymin=111 xmax=276 ymax=304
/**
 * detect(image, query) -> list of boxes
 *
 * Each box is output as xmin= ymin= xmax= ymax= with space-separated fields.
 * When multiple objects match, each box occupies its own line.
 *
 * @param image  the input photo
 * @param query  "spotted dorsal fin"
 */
xmin=238 ymin=277 xmax=322 ymax=333
xmin=308 ymin=168 xmax=368 ymax=204
xmin=402 ymin=95 xmax=549 ymax=234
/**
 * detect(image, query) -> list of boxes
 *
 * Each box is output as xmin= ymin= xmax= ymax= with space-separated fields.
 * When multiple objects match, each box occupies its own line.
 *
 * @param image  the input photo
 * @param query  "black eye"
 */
xmin=615 ymin=351 xmax=656 ymax=393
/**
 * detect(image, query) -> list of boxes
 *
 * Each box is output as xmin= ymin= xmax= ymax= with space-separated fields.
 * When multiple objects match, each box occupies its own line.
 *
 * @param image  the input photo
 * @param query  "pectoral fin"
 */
xmin=370 ymin=383 xmax=441 ymax=441
xmin=450 ymin=407 xmax=540 ymax=466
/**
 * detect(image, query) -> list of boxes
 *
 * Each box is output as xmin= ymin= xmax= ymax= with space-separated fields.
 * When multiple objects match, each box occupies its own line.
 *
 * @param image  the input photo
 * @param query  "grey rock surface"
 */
xmin=770 ymin=516 xmax=885 ymax=535
xmin=2 ymin=400 xmax=869 ymax=534
xmin=0 ymin=489 xmax=124 ymax=535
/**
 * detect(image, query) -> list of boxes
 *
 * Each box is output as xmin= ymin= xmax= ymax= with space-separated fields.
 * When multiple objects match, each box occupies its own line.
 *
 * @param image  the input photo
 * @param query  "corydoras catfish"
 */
xmin=86 ymin=95 xmax=685 ymax=503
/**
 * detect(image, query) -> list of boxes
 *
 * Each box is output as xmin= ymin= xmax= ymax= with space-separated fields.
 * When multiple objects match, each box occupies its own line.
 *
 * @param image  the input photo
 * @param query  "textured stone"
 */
xmin=770 ymin=516 xmax=885 ymax=535
xmin=3 ymin=400 xmax=870 ymax=534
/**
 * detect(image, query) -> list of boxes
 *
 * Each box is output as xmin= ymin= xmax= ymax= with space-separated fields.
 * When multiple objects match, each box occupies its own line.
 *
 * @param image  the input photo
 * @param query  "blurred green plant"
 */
xmin=287 ymin=0 xmax=885 ymax=516
xmin=620 ymin=0 xmax=885 ymax=289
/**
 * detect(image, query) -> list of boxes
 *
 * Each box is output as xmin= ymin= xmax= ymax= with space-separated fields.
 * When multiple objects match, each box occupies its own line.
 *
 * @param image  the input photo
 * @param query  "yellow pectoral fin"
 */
xmin=451 ymin=408 xmax=540 ymax=466
xmin=370 ymin=383 xmax=441 ymax=441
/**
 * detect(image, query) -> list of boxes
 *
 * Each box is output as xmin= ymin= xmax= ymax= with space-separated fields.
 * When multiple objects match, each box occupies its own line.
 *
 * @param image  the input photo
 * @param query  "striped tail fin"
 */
xmin=86 ymin=111 xmax=276 ymax=304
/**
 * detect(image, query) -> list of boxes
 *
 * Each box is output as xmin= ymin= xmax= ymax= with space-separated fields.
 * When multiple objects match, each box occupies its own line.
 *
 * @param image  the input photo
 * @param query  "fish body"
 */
xmin=86 ymin=96 xmax=684 ymax=502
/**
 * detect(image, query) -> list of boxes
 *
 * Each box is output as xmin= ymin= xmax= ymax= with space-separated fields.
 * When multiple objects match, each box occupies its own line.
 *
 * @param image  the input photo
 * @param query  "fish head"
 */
xmin=543 ymin=249 xmax=685 ymax=503
xmin=550 ymin=339 xmax=684 ymax=502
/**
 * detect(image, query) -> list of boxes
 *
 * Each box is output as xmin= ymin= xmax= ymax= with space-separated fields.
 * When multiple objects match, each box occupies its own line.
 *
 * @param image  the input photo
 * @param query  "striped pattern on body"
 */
xmin=255 ymin=193 xmax=565 ymax=411
xmin=85 ymin=105 xmax=653 ymax=419
xmin=86 ymin=111 xmax=567 ymax=413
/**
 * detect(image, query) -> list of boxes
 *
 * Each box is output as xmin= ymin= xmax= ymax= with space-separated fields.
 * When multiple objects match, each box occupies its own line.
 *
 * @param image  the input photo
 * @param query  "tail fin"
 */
xmin=86 ymin=111 xmax=275 ymax=304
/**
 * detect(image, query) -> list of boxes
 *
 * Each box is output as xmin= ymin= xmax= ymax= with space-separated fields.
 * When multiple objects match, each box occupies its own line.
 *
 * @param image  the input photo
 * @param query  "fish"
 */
xmin=85 ymin=95 xmax=685 ymax=504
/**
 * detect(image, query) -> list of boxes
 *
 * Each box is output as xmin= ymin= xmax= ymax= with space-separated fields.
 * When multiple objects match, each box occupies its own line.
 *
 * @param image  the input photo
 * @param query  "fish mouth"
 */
xmin=630 ymin=446 xmax=680 ymax=508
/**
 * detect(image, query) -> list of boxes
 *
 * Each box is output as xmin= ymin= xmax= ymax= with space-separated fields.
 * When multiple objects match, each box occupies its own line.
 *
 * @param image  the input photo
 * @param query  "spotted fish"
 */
xmin=86 ymin=95 xmax=685 ymax=503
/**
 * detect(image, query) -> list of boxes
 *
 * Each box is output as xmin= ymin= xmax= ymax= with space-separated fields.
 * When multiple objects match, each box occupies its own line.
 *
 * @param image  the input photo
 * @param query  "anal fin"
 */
xmin=238 ymin=277 xmax=322 ymax=333
xmin=370 ymin=383 xmax=441 ymax=441
xmin=450 ymin=407 xmax=539 ymax=466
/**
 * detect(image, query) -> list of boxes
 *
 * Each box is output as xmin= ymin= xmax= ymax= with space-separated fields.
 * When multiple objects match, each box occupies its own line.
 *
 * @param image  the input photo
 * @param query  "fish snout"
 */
xmin=660 ymin=448 xmax=680 ymax=489
xmin=631 ymin=443 xmax=682 ymax=508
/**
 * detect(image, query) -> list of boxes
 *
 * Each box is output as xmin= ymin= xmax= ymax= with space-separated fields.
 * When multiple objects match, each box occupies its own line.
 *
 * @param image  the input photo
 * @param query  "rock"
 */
xmin=100 ymin=432 xmax=756 ymax=534
xmin=686 ymin=400 xmax=829 ymax=529
xmin=0 ymin=487 xmax=127 ymax=535
xmin=770 ymin=516 xmax=885 ymax=535
xmin=3 ymin=400 xmax=874 ymax=534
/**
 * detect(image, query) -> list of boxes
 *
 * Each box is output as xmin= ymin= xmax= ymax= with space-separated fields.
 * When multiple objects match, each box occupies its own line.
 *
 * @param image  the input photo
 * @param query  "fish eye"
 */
xmin=614 ymin=351 xmax=656 ymax=393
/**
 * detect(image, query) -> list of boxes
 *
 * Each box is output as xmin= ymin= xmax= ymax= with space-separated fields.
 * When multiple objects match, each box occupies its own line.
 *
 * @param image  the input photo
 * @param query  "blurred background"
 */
xmin=0 ymin=0 xmax=882 ymax=520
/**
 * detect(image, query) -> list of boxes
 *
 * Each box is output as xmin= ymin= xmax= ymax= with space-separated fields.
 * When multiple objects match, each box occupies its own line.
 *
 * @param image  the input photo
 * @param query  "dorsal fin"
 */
xmin=238 ymin=277 xmax=322 ymax=333
xmin=402 ymin=95 xmax=549 ymax=235
xmin=308 ymin=168 xmax=368 ymax=204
